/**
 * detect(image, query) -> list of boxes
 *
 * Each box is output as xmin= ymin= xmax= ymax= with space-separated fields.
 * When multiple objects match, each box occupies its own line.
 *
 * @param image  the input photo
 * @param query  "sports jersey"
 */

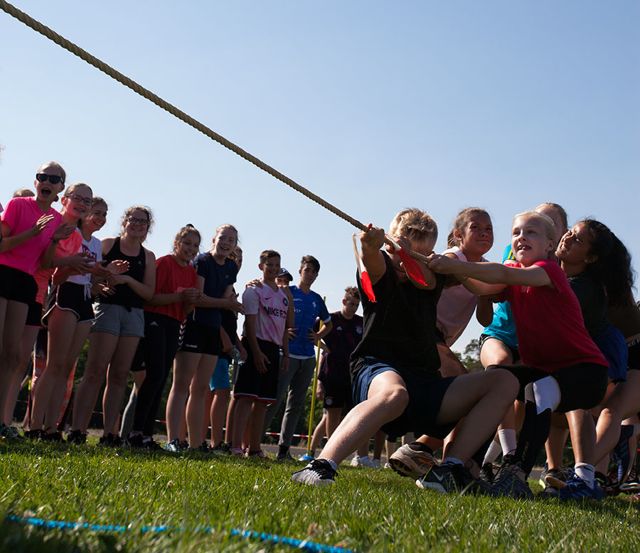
xmin=288 ymin=285 xmax=331 ymax=358
xmin=190 ymin=253 xmax=238 ymax=328
xmin=242 ymin=283 xmax=289 ymax=346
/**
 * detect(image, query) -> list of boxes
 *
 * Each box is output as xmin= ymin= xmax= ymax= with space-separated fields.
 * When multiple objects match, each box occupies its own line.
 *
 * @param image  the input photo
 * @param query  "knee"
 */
xmin=381 ymin=386 xmax=409 ymax=415
xmin=491 ymin=369 xmax=519 ymax=400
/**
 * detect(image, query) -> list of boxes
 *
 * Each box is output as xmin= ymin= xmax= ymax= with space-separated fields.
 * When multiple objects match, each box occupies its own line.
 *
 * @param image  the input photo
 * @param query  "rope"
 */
xmin=0 ymin=0 xmax=367 ymax=232
xmin=6 ymin=514 xmax=354 ymax=553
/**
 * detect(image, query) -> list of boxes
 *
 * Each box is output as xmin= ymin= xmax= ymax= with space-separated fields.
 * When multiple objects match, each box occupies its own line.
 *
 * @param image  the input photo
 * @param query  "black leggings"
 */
xmin=132 ymin=312 xmax=181 ymax=436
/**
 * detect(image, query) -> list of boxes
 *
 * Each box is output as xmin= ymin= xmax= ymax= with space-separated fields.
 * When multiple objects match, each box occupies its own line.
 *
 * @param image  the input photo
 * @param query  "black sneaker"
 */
xmin=41 ymin=430 xmax=63 ymax=442
xmin=416 ymin=463 xmax=490 ymax=495
xmin=291 ymin=459 xmax=337 ymax=486
xmin=211 ymin=442 xmax=231 ymax=455
xmin=277 ymin=450 xmax=295 ymax=462
xmin=189 ymin=442 xmax=211 ymax=454
xmin=23 ymin=429 xmax=43 ymax=440
xmin=66 ymin=430 xmax=87 ymax=445
xmin=491 ymin=458 xmax=533 ymax=499
xmin=99 ymin=433 xmax=123 ymax=447
xmin=480 ymin=463 xmax=496 ymax=484
xmin=164 ymin=438 xmax=184 ymax=453
xmin=126 ymin=433 xmax=146 ymax=448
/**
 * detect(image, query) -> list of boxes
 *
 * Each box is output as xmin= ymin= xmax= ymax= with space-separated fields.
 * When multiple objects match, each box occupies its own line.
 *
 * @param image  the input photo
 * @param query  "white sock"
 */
xmin=483 ymin=438 xmax=502 ymax=465
xmin=442 ymin=456 xmax=463 ymax=466
xmin=325 ymin=459 xmax=338 ymax=471
xmin=575 ymin=463 xmax=595 ymax=489
xmin=498 ymin=428 xmax=517 ymax=456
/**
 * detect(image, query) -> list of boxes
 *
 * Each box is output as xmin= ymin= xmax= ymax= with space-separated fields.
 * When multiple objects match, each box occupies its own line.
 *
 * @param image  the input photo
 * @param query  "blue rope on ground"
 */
xmin=5 ymin=514 xmax=353 ymax=553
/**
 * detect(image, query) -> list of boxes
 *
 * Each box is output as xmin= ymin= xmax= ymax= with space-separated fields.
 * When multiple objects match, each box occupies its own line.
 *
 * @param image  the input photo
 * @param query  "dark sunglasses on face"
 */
xmin=127 ymin=216 xmax=149 ymax=225
xmin=36 ymin=173 xmax=63 ymax=185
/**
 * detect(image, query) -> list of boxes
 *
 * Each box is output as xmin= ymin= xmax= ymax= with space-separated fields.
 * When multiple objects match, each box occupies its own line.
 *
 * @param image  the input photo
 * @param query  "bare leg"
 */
xmin=165 ymin=352 xmax=198 ymax=442
xmin=248 ymin=401 xmax=268 ymax=452
xmin=186 ymin=353 xmax=217 ymax=447
xmin=544 ymin=414 xmax=569 ymax=470
xmin=210 ymin=389 xmax=230 ymax=447
xmin=0 ymin=301 xmax=29 ymax=425
xmin=231 ymin=397 xmax=254 ymax=449
xmin=5 ymin=325 xmax=40 ymax=425
xmin=224 ymin=395 xmax=236 ymax=445
xmin=102 ymin=336 xmax=140 ymax=436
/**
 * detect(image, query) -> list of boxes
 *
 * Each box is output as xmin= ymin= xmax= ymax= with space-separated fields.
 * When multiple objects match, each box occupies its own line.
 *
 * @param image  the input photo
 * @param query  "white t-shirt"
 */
xmin=242 ymin=283 xmax=289 ymax=346
xmin=67 ymin=234 xmax=102 ymax=286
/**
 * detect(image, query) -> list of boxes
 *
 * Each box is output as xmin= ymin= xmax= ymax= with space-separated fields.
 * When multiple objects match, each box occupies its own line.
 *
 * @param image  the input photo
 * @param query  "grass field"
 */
xmin=1 ymin=440 xmax=638 ymax=552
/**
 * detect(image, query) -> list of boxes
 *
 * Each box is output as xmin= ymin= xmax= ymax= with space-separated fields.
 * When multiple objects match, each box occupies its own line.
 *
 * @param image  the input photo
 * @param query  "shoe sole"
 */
xmin=545 ymin=474 xmax=568 ymax=490
xmin=388 ymin=456 xmax=432 ymax=479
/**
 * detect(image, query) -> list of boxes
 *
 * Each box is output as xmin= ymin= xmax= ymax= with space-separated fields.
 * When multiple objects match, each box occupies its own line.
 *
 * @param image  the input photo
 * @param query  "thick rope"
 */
xmin=0 ymin=0 xmax=367 ymax=232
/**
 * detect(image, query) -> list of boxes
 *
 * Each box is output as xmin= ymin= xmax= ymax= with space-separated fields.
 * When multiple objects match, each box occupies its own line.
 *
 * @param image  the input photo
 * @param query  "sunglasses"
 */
xmin=35 ymin=173 xmax=63 ymax=185
xmin=68 ymin=193 xmax=92 ymax=206
xmin=127 ymin=216 xmax=149 ymax=225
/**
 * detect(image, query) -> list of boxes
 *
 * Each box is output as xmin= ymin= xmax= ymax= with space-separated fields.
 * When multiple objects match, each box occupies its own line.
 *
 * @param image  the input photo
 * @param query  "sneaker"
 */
xmin=211 ymin=442 xmax=231 ymax=455
xmin=0 ymin=424 xmax=23 ymax=440
xmin=164 ymin=439 xmax=184 ymax=453
xmin=277 ymin=450 xmax=295 ymax=462
xmin=350 ymin=455 xmax=376 ymax=468
xmin=23 ymin=429 xmax=43 ymax=440
xmin=416 ymin=463 xmax=490 ymax=495
xmin=99 ymin=433 xmax=123 ymax=447
xmin=247 ymin=449 xmax=267 ymax=459
xmin=189 ymin=442 xmax=211 ymax=454
xmin=126 ymin=433 xmax=146 ymax=448
xmin=558 ymin=475 xmax=605 ymax=501
xmin=66 ymin=430 xmax=87 ymax=445
xmin=230 ymin=447 xmax=245 ymax=457
xmin=480 ymin=463 xmax=496 ymax=484
xmin=537 ymin=485 xmax=560 ymax=499
xmin=620 ymin=466 xmax=640 ymax=493
xmin=491 ymin=460 xmax=533 ymax=499
xmin=298 ymin=453 xmax=315 ymax=462
xmin=544 ymin=467 xmax=575 ymax=490
xmin=291 ymin=459 xmax=337 ymax=486
xmin=41 ymin=430 xmax=63 ymax=442
xmin=389 ymin=444 xmax=435 ymax=479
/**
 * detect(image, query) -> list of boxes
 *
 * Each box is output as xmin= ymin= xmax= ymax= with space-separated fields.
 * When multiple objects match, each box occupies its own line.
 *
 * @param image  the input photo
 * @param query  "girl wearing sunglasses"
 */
xmin=0 ymin=162 xmax=74 ymax=439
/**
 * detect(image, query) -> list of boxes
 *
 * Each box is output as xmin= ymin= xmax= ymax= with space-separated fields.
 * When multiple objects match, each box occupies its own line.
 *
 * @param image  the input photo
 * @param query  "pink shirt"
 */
xmin=242 ymin=284 xmax=289 ymax=346
xmin=0 ymin=197 xmax=63 ymax=275
xmin=436 ymin=246 xmax=486 ymax=346
xmin=34 ymin=230 xmax=83 ymax=304
xmin=505 ymin=259 xmax=607 ymax=373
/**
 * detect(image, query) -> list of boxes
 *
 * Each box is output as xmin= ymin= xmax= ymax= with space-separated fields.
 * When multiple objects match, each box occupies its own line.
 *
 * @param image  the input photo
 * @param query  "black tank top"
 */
xmin=100 ymin=237 xmax=146 ymax=310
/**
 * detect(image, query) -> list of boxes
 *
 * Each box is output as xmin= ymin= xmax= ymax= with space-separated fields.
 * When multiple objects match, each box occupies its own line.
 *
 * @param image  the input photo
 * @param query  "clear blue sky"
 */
xmin=1 ymin=1 xmax=639 ymax=351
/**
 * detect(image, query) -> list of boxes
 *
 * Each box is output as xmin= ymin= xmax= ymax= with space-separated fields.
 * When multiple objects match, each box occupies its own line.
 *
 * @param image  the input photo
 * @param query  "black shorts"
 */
xmin=351 ymin=356 xmax=456 ymax=441
xmin=627 ymin=338 xmax=640 ymax=372
xmin=0 ymin=265 xmax=37 ymax=305
xmin=25 ymin=301 xmax=43 ymax=327
xmin=320 ymin=375 xmax=352 ymax=409
xmin=233 ymin=338 xmax=280 ymax=403
xmin=494 ymin=362 xmax=608 ymax=413
xmin=42 ymin=282 xmax=94 ymax=325
xmin=178 ymin=319 xmax=222 ymax=356
xmin=479 ymin=333 xmax=520 ymax=363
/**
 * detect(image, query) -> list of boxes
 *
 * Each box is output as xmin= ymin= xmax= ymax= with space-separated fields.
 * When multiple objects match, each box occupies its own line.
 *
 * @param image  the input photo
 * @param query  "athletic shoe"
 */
xmin=164 ymin=439 xmax=184 ymax=453
xmin=99 ymin=433 xmax=123 ymax=447
xmin=277 ymin=450 xmax=295 ymax=462
xmin=126 ymin=433 xmax=146 ymax=448
xmin=66 ymin=430 xmax=87 ymax=445
xmin=189 ymin=442 xmax=211 ymax=454
xmin=211 ymin=442 xmax=231 ymax=455
xmin=350 ymin=455 xmax=376 ymax=468
xmin=543 ymin=467 xmax=575 ymax=490
xmin=480 ymin=463 xmax=496 ymax=484
xmin=41 ymin=430 xmax=63 ymax=442
xmin=491 ymin=460 xmax=533 ymax=499
xmin=416 ymin=463 xmax=490 ymax=495
xmin=230 ymin=447 xmax=245 ymax=457
xmin=0 ymin=424 xmax=23 ymax=440
xmin=389 ymin=444 xmax=435 ymax=479
xmin=558 ymin=475 xmax=605 ymax=501
xmin=291 ymin=459 xmax=337 ymax=486
xmin=247 ymin=449 xmax=267 ymax=459
xmin=537 ymin=485 xmax=560 ymax=500
xmin=298 ymin=453 xmax=315 ymax=462
xmin=23 ymin=429 xmax=43 ymax=440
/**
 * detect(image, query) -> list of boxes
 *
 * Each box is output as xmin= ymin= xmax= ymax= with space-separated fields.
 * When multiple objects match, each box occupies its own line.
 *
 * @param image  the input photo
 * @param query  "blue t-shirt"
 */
xmin=482 ymin=244 xmax=518 ymax=349
xmin=191 ymin=253 xmax=238 ymax=328
xmin=288 ymin=285 xmax=331 ymax=358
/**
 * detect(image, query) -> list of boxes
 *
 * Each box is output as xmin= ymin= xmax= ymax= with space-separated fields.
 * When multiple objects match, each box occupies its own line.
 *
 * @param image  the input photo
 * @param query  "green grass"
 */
xmin=0 ymin=440 xmax=638 ymax=552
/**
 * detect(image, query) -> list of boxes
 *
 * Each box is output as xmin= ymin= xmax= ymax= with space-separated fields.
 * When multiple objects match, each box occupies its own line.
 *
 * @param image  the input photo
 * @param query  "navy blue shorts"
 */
xmin=594 ymin=324 xmax=628 ymax=383
xmin=351 ymin=356 xmax=456 ymax=441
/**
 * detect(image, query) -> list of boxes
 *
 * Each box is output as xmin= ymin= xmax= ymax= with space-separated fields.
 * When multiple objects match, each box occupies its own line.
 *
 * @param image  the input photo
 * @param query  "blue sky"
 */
xmin=1 ymin=1 xmax=639 ymax=351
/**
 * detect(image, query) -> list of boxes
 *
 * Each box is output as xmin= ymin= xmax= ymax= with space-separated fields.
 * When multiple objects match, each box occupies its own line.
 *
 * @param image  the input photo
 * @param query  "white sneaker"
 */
xmin=350 ymin=455 xmax=375 ymax=468
xmin=389 ymin=443 xmax=435 ymax=478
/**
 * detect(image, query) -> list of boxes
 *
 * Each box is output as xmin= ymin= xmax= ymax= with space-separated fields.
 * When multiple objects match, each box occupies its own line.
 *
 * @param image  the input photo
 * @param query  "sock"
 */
xmin=483 ymin=438 xmax=502 ymax=465
xmin=408 ymin=441 xmax=433 ymax=453
xmin=498 ymin=428 xmax=517 ymax=456
xmin=575 ymin=463 xmax=595 ymax=489
xmin=514 ymin=402 xmax=552 ymax=477
xmin=325 ymin=459 xmax=338 ymax=471
xmin=442 ymin=456 xmax=463 ymax=466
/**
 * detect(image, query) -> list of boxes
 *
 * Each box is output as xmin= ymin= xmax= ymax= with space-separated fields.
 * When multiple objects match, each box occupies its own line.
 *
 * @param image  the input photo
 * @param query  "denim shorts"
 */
xmin=91 ymin=302 xmax=145 ymax=338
